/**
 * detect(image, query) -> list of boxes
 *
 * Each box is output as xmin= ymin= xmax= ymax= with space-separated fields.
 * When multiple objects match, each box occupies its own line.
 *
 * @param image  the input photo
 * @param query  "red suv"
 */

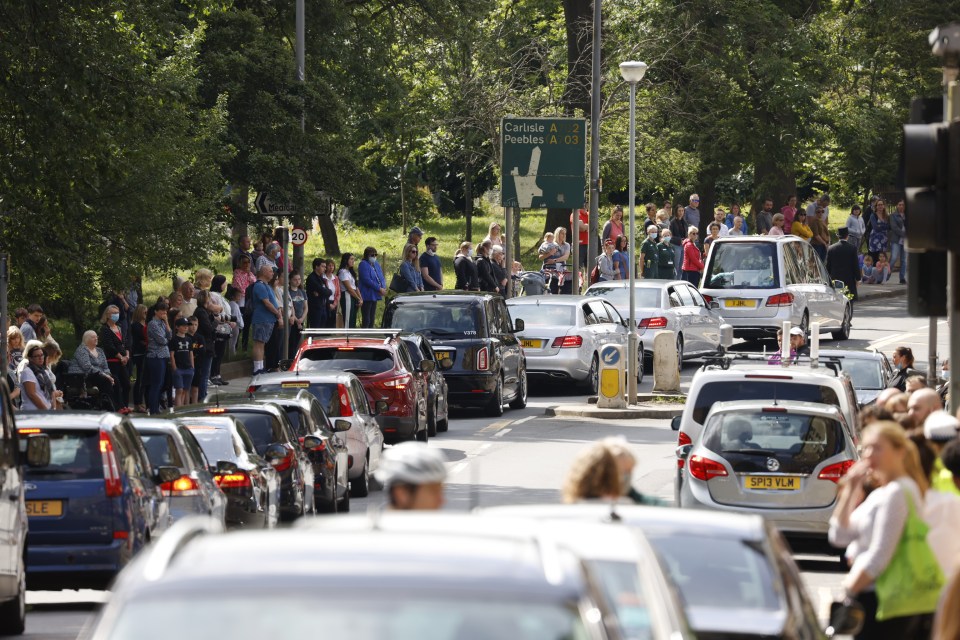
xmin=289 ymin=335 xmax=430 ymax=443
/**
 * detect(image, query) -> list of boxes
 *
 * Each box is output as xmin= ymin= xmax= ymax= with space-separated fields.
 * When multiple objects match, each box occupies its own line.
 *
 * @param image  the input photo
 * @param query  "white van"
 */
xmin=700 ymin=236 xmax=852 ymax=341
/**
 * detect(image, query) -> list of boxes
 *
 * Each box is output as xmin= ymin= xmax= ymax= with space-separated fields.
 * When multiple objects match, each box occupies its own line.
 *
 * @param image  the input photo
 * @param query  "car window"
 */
xmin=112 ymin=425 xmax=148 ymax=480
xmin=352 ymin=380 xmax=370 ymax=415
xmin=186 ymin=426 xmax=242 ymax=463
xmin=667 ymin=289 xmax=683 ymax=308
xmin=703 ymin=411 xmax=844 ymax=474
xmin=588 ymin=301 xmax=612 ymax=323
xmin=23 ymin=429 xmax=102 ymax=481
xmin=705 ymin=241 xmax=779 ymax=290
xmin=692 ymin=380 xmax=841 ymax=424
xmin=297 ymin=346 xmax=395 ymax=375
xmin=498 ymin=301 xmax=515 ymax=333
xmin=601 ymin=302 xmax=624 ymax=324
xmin=675 ymin=286 xmax=696 ymax=307
xmin=282 ymin=407 xmax=309 ymax=437
xmin=420 ymin=341 xmax=434 ymax=362
xmin=800 ymin=243 xmax=825 ymax=285
xmin=224 ymin=411 xmax=284 ymax=454
xmin=782 ymin=243 xmax=803 ymax=286
xmin=396 ymin=343 xmax=415 ymax=374
xmin=402 ymin=339 xmax=424 ymax=367
xmin=257 ymin=383 xmax=340 ymax=418
xmin=588 ymin=560 xmax=654 ymax=640
xmin=179 ymin=427 xmax=210 ymax=470
xmin=841 ymin=359 xmax=884 ymax=390
xmin=509 ymin=304 xmax=576 ymax=327
xmin=388 ymin=302 xmax=484 ymax=338
xmin=686 ymin=287 xmax=708 ymax=308
xmin=587 ymin=286 xmax=663 ymax=309
xmin=582 ymin=304 xmax=599 ymax=325
xmin=140 ymin=434 xmax=185 ymax=469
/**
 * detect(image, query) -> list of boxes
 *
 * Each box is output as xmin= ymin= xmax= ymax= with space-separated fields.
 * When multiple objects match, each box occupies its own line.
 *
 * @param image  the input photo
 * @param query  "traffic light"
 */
xmin=901 ymin=121 xmax=950 ymax=251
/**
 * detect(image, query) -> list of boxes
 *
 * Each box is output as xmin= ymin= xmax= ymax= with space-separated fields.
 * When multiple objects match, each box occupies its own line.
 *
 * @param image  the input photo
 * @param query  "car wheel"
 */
xmin=0 ymin=553 xmax=26 ymax=635
xmin=427 ymin=400 xmax=438 ymax=437
xmin=584 ymin=354 xmax=599 ymax=394
xmin=415 ymin=406 xmax=429 ymax=441
xmin=351 ymin=458 xmax=370 ymax=497
xmin=337 ymin=471 xmax=351 ymax=513
xmin=676 ymin=335 xmax=684 ymax=372
xmin=437 ymin=411 xmax=449 ymax=433
xmin=486 ymin=376 xmax=504 ymax=417
xmin=832 ymin=305 xmax=852 ymax=341
xmin=799 ymin=311 xmax=809 ymax=336
xmin=636 ymin=344 xmax=645 ymax=385
xmin=509 ymin=367 xmax=528 ymax=409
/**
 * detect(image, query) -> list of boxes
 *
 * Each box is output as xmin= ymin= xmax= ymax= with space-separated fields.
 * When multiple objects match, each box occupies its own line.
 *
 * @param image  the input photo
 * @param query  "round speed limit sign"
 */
xmin=290 ymin=227 xmax=308 ymax=246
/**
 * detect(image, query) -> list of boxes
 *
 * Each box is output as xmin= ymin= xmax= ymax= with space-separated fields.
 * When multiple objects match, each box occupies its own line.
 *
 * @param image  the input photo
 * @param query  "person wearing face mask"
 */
xmin=357 ymin=246 xmax=387 ymax=329
xmin=937 ymin=359 xmax=950 ymax=406
xmin=640 ymin=224 xmax=660 ymax=279
xmin=98 ymin=304 xmax=131 ymax=412
xmin=454 ymin=242 xmax=479 ymax=291
xmin=657 ymin=230 xmax=675 ymax=276
xmin=888 ymin=346 xmax=921 ymax=392
xmin=420 ymin=237 xmax=443 ymax=291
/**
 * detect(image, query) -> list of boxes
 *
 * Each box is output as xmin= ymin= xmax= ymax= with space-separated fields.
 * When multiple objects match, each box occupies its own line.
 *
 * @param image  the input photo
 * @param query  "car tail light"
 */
xmin=99 ymin=431 xmax=123 ymax=497
xmin=550 ymin=336 xmax=583 ymax=348
xmin=638 ymin=317 xmax=668 ymax=329
xmin=247 ymin=385 xmax=257 ymax=393
xmin=160 ymin=475 xmax=200 ymax=496
xmin=18 ymin=428 xmax=41 ymax=434
xmin=377 ymin=376 xmax=409 ymax=390
xmin=215 ymin=472 xmax=252 ymax=488
xmin=113 ymin=531 xmax=129 ymax=540
xmin=270 ymin=448 xmax=295 ymax=472
xmin=688 ymin=455 xmax=728 ymax=481
xmin=207 ymin=408 xmax=227 ymax=414
xmin=337 ymin=384 xmax=353 ymax=417
xmin=818 ymin=460 xmax=855 ymax=483
xmin=678 ymin=432 xmax=692 ymax=447
xmin=765 ymin=292 xmax=794 ymax=307
xmin=477 ymin=346 xmax=489 ymax=370
xmin=762 ymin=407 xmax=788 ymax=413
xmin=702 ymin=295 xmax=713 ymax=304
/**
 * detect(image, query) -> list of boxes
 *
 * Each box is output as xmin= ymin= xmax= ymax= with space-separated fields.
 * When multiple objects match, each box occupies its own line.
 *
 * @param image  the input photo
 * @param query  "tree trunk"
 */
xmin=543 ymin=208 xmax=573 ymax=245
xmin=513 ymin=206 xmax=521 ymax=263
xmin=318 ymin=197 xmax=340 ymax=255
xmin=231 ymin=184 xmax=249 ymax=246
xmin=751 ymin=163 xmax=795 ymax=234
xmin=562 ymin=0 xmax=592 ymax=116
xmin=465 ymin=164 xmax=473 ymax=242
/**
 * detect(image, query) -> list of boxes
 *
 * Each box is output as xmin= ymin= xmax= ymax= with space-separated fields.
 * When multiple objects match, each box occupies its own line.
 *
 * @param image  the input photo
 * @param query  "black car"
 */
xmin=400 ymin=333 xmax=451 ymax=436
xmin=174 ymin=416 xmax=280 ymax=529
xmin=242 ymin=391 xmax=351 ymax=513
xmin=383 ymin=291 xmax=527 ymax=416
xmin=176 ymin=404 xmax=313 ymax=521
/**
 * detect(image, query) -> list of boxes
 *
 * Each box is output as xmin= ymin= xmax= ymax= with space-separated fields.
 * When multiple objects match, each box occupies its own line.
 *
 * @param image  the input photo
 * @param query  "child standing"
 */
xmin=187 ymin=316 xmax=206 ymax=405
xmin=169 ymin=317 xmax=194 ymax=408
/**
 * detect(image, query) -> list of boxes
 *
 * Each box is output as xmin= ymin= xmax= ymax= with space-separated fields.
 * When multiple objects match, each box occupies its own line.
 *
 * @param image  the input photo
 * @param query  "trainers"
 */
xmin=252 ymin=369 xmax=266 ymax=376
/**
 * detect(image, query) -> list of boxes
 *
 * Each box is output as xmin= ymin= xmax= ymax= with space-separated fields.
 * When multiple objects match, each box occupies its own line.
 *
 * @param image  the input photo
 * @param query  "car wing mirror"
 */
xmin=709 ymin=300 xmax=720 ymax=310
xmin=670 ymin=415 xmax=682 ymax=431
xmin=215 ymin=460 xmax=239 ymax=474
xmin=302 ymin=435 xmax=323 ymax=450
xmin=23 ymin=434 xmax=51 ymax=467
xmin=154 ymin=465 xmax=181 ymax=485
xmin=675 ymin=444 xmax=692 ymax=460
xmin=333 ymin=419 xmax=351 ymax=432
xmin=277 ymin=359 xmax=293 ymax=372
xmin=374 ymin=400 xmax=389 ymax=415
xmin=264 ymin=443 xmax=288 ymax=463
xmin=420 ymin=360 xmax=436 ymax=373
xmin=826 ymin=599 xmax=865 ymax=637
xmin=832 ymin=280 xmax=845 ymax=290
xmin=514 ymin=318 xmax=524 ymax=332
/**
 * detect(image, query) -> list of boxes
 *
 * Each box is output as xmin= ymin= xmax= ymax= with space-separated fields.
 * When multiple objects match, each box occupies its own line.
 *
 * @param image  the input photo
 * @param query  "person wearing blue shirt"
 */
xmin=420 ymin=236 xmax=443 ymax=291
xmin=357 ymin=246 xmax=387 ymax=329
xmin=250 ymin=264 xmax=282 ymax=375
xmin=399 ymin=243 xmax=425 ymax=293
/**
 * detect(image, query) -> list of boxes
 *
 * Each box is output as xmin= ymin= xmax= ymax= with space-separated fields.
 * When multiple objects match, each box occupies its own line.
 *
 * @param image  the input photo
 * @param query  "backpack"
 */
xmin=589 ymin=256 xmax=601 ymax=285
xmin=243 ymin=280 xmax=259 ymax=316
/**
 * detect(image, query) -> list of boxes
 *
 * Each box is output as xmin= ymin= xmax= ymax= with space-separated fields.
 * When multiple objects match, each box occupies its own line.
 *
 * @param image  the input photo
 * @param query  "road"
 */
xmin=11 ymin=294 xmax=936 ymax=639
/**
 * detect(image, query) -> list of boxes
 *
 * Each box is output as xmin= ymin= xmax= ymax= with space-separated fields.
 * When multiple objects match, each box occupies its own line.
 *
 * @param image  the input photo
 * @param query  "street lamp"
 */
xmin=619 ymin=60 xmax=647 ymax=405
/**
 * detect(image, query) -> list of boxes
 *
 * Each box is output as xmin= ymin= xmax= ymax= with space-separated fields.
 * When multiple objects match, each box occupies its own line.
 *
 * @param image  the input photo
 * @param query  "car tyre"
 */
xmin=486 ymin=376 xmax=504 ymax=417
xmin=415 ymin=407 xmax=429 ymax=441
xmin=509 ymin=367 xmax=528 ymax=409
xmin=0 ymin=554 xmax=26 ymax=635
xmin=584 ymin=354 xmax=599 ymax=394
xmin=351 ymin=458 xmax=370 ymax=498
xmin=427 ymin=400 xmax=438 ymax=437
xmin=436 ymin=412 xmax=449 ymax=433
xmin=636 ymin=343 xmax=645 ymax=385
xmin=832 ymin=305 xmax=852 ymax=341
xmin=337 ymin=469 xmax=351 ymax=512
xmin=676 ymin=335 xmax=684 ymax=372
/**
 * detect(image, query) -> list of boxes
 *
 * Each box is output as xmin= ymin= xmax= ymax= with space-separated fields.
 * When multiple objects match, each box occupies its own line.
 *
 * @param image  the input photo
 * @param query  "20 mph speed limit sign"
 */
xmin=290 ymin=228 xmax=308 ymax=246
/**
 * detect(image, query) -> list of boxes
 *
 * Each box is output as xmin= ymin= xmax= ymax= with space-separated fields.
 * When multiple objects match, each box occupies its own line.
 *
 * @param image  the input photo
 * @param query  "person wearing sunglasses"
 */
xmin=684 ymin=193 xmax=701 ymax=229
xmin=681 ymin=226 xmax=704 ymax=285
xmin=399 ymin=243 xmax=425 ymax=294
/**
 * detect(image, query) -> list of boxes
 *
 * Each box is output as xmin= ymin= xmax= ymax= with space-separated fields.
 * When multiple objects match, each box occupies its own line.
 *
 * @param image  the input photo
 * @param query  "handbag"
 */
xmin=389 ymin=271 xmax=409 ymax=294
xmin=874 ymin=488 xmax=945 ymax=621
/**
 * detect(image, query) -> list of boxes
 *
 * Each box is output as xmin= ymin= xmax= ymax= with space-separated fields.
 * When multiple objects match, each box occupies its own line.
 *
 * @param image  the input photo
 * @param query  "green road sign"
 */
xmin=500 ymin=117 xmax=587 ymax=209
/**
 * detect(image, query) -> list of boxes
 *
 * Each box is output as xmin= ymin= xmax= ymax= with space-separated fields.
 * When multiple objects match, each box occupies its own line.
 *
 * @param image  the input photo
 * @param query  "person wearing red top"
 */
xmin=681 ymin=226 xmax=704 ymax=285
xmin=571 ymin=208 xmax=590 ymax=267
xmin=781 ymin=195 xmax=798 ymax=230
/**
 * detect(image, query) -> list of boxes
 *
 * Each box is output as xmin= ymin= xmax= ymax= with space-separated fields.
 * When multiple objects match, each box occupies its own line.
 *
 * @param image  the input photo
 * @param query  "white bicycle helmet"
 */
xmin=374 ymin=442 xmax=447 ymax=490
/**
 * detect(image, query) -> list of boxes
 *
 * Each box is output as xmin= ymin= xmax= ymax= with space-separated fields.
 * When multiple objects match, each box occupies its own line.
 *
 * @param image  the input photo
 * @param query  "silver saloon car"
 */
xmin=507 ymin=295 xmax=641 ymax=393
xmin=585 ymin=279 xmax=724 ymax=365
xmin=676 ymin=399 xmax=859 ymax=544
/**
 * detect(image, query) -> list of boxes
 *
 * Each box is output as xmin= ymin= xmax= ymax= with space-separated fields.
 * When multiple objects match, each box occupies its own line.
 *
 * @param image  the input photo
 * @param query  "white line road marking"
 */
xmin=479 ymin=443 xmax=492 ymax=450
xmin=493 ymin=428 xmax=512 ymax=438
xmin=869 ymin=320 xmax=948 ymax=350
xmin=512 ymin=416 xmax=536 ymax=425
xmin=449 ymin=462 xmax=467 ymax=475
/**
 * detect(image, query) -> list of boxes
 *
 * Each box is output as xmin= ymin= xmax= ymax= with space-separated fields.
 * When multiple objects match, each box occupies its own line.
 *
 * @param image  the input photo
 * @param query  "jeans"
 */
xmin=813 ymin=243 xmax=827 ymax=263
xmin=891 ymin=242 xmax=906 ymax=282
xmin=107 ymin=361 xmax=130 ymax=409
xmin=672 ymin=244 xmax=684 ymax=279
xmin=682 ymin=270 xmax=701 ymax=285
xmin=145 ymin=357 xmax=167 ymax=415
xmin=192 ymin=352 xmax=213 ymax=401
xmin=131 ymin=354 xmax=145 ymax=407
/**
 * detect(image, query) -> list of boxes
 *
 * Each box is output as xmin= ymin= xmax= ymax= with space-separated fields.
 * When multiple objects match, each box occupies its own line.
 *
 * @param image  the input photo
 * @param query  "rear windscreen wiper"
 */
xmin=720 ymin=449 xmax=777 ymax=456
xmin=344 ymin=368 xmax=377 ymax=375
xmin=26 ymin=468 xmax=77 ymax=475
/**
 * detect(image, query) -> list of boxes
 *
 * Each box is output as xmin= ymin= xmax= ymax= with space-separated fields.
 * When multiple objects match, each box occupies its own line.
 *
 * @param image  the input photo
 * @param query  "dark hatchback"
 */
xmin=174 ymin=416 xmax=280 ymax=530
xmin=383 ymin=291 xmax=527 ymax=416
xmin=400 ymin=333 xmax=450 ymax=436
xmin=16 ymin=412 xmax=179 ymax=590
xmin=176 ymin=404 xmax=313 ymax=521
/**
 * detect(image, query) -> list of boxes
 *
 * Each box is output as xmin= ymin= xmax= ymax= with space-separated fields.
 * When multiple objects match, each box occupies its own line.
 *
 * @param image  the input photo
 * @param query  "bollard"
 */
xmin=653 ymin=330 xmax=680 ymax=393
xmin=719 ymin=324 xmax=734 ymax=354
xmin=597 ymin=344 xmax=626 ymax=409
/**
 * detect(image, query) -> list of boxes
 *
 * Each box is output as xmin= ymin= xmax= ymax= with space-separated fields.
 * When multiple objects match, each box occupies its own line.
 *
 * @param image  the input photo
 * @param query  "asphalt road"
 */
xmin=12 ymin=293 xmax=936 ymax=639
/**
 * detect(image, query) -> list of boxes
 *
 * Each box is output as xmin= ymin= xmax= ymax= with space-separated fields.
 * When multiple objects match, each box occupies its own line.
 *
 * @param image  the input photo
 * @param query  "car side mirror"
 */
xmin=302 ymin=435 xmax=323 ymax=450
xmin=215 ymin=460 xmax=238 ymax=474
xmin=514 ymin=318 xmax=525 ymax=332
xmin=826 ymin=599 xmax=865 ymax=637
xmin=676 ymin=444 xmax=692 ymax=460
xmin=277 ymin=359 xmax=293 ymax=372
xmin=833 ymin=280 xmax=845 ymax=290
xmin=710 ymin=300 xmax=720 ymax=310
xmin=23 ymin=434 xmax=51 ymax=467
xmin=154 ymin=465 xmax=181 ymax=485
xmin=333 ymin=419 xmax=351 ymax=432
xmin=670 ymin=416 xmax=682 ymax=431
xmin=420 ymin=360 xmax=436 ymax=373
xmin=264 ymin=443 xmax=288 ymax=464
xmin=374 ymin=400 xmax=389 ymax=415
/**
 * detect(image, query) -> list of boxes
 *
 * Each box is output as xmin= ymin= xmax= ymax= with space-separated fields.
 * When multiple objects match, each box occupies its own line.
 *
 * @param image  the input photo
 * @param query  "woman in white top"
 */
xmin=338 ymin=253 xmax=362 ymax=329
xmin=482 ymin=221 xmax=505 ymax=247
xmin=829 ymin=421 xmax=933 ymax=638
xmin=18 ymin=341 xmax=62 ymax=411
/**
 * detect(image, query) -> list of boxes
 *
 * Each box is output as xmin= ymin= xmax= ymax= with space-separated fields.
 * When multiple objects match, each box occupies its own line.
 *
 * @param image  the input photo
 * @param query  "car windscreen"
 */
xmin=587 ymin=286 xmax=662 ymax=308
xmin=222 ymin=412 xmax=282 ymax=455
xmin=389 ymin=303 xmax=484 ymax=338
xmin=22 ymin=429 xmax=102 ymax=481
xmin=256 ymin=383 xmax=339 ymax=417
xmin=587 ymin=560 xmax=655 ymax=640
xmin=297 ymin=347 xmax=395 ymax=375
xmin=840 ymin=359 xmax=884 ymax=390
xmin=705 ymin=242 xmax=779 ymax=290
xmin=105 ymin=595 xmax=587 ymax=640
xmin=184 ymin=426 xmax=243 ymax=463
xmin=508 ymin=304 xmax=576 ymax=327
xmin=645 ymin=533 xmax=781 ymax=620
xmin=693 ymin=381 xmax=840 ymax=424
xmin=703 ymin=411 xmax=844 ymax=474
xmin=139 ymin=434 xmax=185 ymax=469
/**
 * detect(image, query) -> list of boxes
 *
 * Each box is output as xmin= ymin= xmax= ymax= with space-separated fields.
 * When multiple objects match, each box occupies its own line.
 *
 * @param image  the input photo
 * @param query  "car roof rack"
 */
xmin=141 ymin=516 xmax=223 ymax=582
xmin=300 ymin=328 xmax=406 ymax=346
xmin=702 ymin=352 xmax=844 ymax=376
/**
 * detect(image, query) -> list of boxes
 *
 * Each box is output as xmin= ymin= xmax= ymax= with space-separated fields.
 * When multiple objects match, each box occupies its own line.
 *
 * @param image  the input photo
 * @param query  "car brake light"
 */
xmin=378 ymin=377 xmax=408 ymax=390
xmin=338 ymin=347 xmax=355 ymax=351
xmin=337 ymin=384 xmax=354 ymax=417
xmin=744 ymin=374 xmax=794 ymax=380
xmin=765 ymin=292 xmax=794 ymax=307
xmin=550 ymin=336 xmax=583 ymax=348
xmin=215 ymin=472 xmax=252 ymax=488
xmin=638 ymin=317 xmax=668 ymax=329
xmin=247 ymin=385 xmax=257 ymax=393
xmin=18 ymin=428 xmax=41 ymax=434
xmin=688 ymin=455 xmax=729 ymax=481
xmin=113 ymin=531 xmax=129 ymax=540
xmin=207 ymin=408 xmax=227 ymax=414
xmin=271 ymin=448 xmax=295 ymax=472
xmin=161 ymin=475 xmax=200 ymax=496
xmin=678 ymin=432 xmax=692 ymax=447
xmin=99 ymin=431 xmax=123 ymax=497
xmin=702 ymin=295 xmax=713 ymax=304
xmin=818 ymin=460 xmax=855 ymax=483
xmin=762 ymin=407 xmax=788 ymax=413
xmin=477 ymin=346 xmax=489 ymax=370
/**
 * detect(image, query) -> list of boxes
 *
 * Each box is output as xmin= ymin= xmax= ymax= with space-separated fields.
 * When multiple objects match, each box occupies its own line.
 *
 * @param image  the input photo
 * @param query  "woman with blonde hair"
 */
xmin=562 ymin=441 xmax=622 ymax=503
xmin=7 ymin=325 xmax=24 ymax=371
xmin=601 ymin=437 xmax=667 ymax=506
xmin=98 ymin=304 xmax=130 ymax=411
xmin=483 ymin=221 xmax=505 ymax=247
xmin=829 ymin=421 xmax=941 ymax=638
xmin=399 ymin=242 xmax=424 ymax=292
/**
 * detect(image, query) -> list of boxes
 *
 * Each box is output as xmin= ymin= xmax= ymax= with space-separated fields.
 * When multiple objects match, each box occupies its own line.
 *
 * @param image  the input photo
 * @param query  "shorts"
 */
xmin=252 ymin=322 xmax=275 ymax=343
xmin=173 ymin=368 xmax=194 ymax=390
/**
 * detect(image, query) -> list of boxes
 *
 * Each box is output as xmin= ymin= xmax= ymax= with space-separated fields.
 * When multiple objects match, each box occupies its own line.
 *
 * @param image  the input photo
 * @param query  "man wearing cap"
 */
xmin=924 ymin=411 xmax=960 ymax=495
xmin=826 ymin=227 xmax=860 ymax=301
xmin=640 ymin=224 xmax=660 ymax=279
xmin=805 ymin=193 xmax=830 ymax=225
xmin=768 ymin=326 xmax=806 ymax=364
xmin=407 ymin=226 xmax=423 ymax=246
xmin=374 ymin=442 xmax=447 ymax=510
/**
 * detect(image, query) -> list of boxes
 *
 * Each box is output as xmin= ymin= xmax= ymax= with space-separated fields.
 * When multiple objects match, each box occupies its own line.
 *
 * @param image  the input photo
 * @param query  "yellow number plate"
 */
xmin=281 ymin=381 xmax=310 ymax=388
xmin=725 ymin=299 xmax=757 ymax=308
xmin=744 ymin=476 xmax=800 ymax=491
xmin=26 ymin=500 xmax=63 ymax=517
xmin=520 ymin=339 xmax=543 ymax=349
xmin=434 ymin=351 xmax=451 ymax=361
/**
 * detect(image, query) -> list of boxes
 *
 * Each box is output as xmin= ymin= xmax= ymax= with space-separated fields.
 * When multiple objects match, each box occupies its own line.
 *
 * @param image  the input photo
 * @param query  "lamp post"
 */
xmin=587 ymin=0 xmax=602 ymax=275
xmin=619 ymin=60 xmax=648 ymax=405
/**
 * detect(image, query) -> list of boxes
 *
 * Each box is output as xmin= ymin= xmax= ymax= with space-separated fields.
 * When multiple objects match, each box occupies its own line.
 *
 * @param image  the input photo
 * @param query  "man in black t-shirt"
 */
xmin=169 ymin=317 xmax=194 ymax=408
xmin=187 ymin=317 xmax=207 ymax=404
